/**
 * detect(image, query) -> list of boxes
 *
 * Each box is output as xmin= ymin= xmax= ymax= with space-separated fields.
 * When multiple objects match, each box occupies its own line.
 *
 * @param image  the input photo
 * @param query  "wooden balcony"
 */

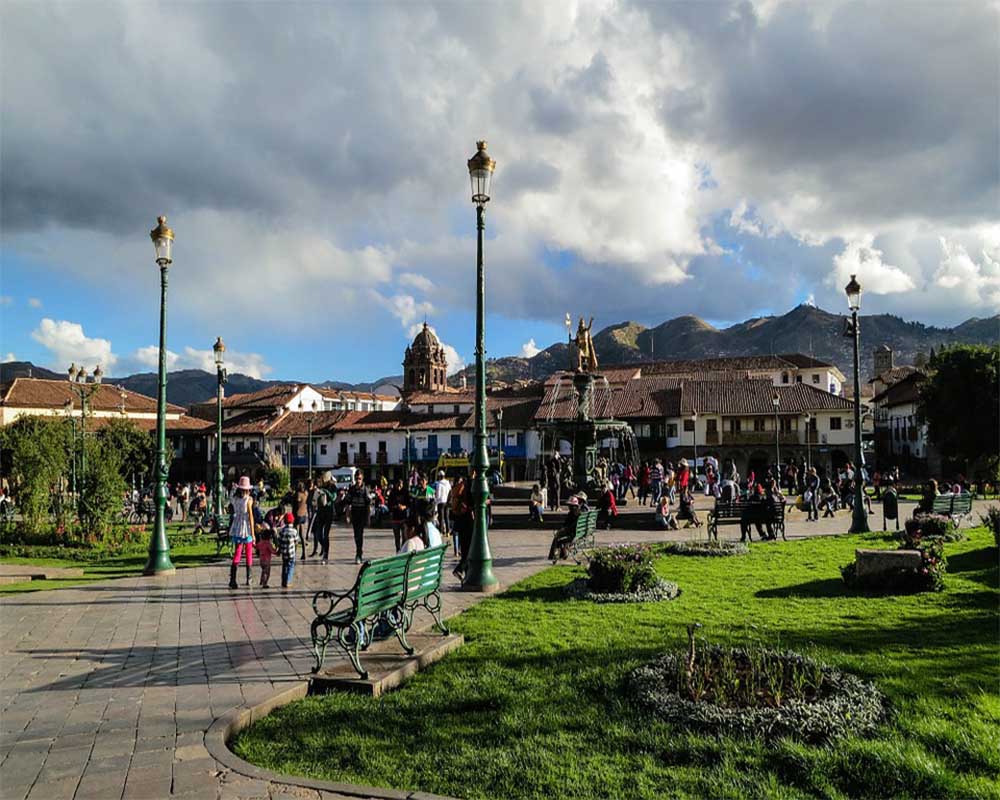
xmin=724 ymin=431 xmax=800 ymax=446
xmin=353 ymin=453 xmax=372 ymax=467
xmin=705 ymin=430 xmax=720 ymax=445
xmin=336 ymin=454 xmax=350 ymax=467
xmin=375 ymin=451 xmax=389 ymax=465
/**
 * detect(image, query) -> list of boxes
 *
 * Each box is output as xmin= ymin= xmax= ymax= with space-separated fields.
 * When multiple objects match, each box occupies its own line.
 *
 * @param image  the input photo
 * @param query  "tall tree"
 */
xmin=919 ymin=344 xmax=1000 ymax=474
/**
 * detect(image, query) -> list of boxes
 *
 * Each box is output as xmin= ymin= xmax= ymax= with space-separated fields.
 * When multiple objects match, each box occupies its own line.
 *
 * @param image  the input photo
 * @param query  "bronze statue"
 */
xmin=573 ymin=316 xmax=598 ymax=372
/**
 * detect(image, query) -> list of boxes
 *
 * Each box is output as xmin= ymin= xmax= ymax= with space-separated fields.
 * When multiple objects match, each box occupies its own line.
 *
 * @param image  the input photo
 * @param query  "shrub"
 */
xmin=587 ymin=543 xmax=657 ymax=593
xmin=903 ymin=513 xmax=961 ymax=542
xmin=564 ymin=576 xmax=679 ymax=603
xmin=265 ymin=466 xmax=291 ymax=498
xmin=980 ymin=505 xmax=1000 ymax=549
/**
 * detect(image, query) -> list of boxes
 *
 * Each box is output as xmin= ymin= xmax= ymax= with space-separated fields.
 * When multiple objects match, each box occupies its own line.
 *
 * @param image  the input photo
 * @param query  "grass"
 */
xmin=233 ymin=528 xmax=999 ymax=800
xmin=0 ymin=530 xmax=223 ymax=593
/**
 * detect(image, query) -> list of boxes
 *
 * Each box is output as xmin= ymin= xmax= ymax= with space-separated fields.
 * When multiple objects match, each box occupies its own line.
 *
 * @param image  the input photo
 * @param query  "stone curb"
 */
xmin=204 ymin=680 xmax=459 ymax=800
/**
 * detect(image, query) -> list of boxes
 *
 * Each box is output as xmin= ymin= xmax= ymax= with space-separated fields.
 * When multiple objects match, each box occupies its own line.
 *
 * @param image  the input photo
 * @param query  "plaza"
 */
xmin=1 ymin=495 xmax=997 ymax=800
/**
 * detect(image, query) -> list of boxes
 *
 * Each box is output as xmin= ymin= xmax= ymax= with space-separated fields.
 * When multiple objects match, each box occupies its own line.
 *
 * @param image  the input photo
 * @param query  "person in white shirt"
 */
xmin=433 ymin=471 xmax=452 ymax=536
xmin=398 ymin=520 xmax=426 ymax=554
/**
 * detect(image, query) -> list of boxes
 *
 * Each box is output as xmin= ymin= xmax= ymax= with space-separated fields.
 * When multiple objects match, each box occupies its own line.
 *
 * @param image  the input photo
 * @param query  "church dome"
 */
xmin=411 ymin=322 xmax=441 ymax=351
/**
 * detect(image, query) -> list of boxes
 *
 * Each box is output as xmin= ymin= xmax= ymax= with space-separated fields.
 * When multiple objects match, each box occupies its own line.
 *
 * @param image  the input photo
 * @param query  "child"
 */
xmin=529 ymin=484 xmax=545 ymax=523
xmin=276 ymin=512 xmax=298 ymax=589
xmin=256 ymin=529 xmax=277 ymax=589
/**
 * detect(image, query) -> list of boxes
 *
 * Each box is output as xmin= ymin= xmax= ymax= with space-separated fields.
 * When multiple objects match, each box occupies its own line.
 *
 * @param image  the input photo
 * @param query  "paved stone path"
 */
xmin=0 ymin=498 xmax=938 ymax=800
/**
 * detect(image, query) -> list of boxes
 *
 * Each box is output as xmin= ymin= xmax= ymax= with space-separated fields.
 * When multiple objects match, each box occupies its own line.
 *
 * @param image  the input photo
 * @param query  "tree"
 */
xmin=100 ymin=418 xmax=157 ymax=488
xmin=77 ymin=434 xmax=127 ymax=535
xmin=919 ymin=344 xmax=1000 ymax=474
xmin=0 ymin=416 xmax=71 ymax=529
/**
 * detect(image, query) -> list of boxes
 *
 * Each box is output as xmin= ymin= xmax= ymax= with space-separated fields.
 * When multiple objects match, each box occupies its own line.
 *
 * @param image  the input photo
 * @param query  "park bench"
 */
xmin=563 ymin=509 xmax=597 ymax=563
xmin=926 ymin=493 xmax=973 ymax=526
xmin=310 ymin=544 xmax=449 ymax=678
xmin=707 ymin=500 xmax=786 ymax=542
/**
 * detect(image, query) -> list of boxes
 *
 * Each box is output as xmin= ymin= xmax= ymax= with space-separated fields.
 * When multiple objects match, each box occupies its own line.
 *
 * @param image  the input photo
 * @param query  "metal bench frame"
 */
xmin=310 ymin=544 xmax=449 ymax=678
xmin=928 ymin=493 xmax=973 ymax=526
xmin=707 ymin=500 xmax=786 ymax=542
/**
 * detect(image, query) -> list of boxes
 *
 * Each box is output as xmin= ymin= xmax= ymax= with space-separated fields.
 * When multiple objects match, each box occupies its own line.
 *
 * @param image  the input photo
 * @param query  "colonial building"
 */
xmin=402 ymin=323 xmax=451 ymax=395
xmin=871 ymin=371 xmax=935 ymax=475
xmin=0 ymin=377 xmax=214 ymax=481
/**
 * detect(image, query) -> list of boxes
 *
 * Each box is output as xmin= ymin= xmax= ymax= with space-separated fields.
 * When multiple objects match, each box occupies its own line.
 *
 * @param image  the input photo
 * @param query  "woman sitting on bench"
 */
xmin=548 ymin=496 xmax=582 ymax=561
xmin=677 ymin=487 xmax=702 ymax=528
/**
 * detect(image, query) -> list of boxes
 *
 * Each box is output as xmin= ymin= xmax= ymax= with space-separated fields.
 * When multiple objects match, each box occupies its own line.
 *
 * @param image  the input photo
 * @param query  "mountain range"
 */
xmin=3 ymin=305 xmax=996 ymax=407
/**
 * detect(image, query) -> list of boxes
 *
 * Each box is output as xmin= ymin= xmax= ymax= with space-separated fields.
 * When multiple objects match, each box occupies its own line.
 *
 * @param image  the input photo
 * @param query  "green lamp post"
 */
xmin=63 ymin=399 xmax=77 ymax=500
xmin=845 ymin=274 xmax=870 ymax=534
xmin=213 ymin=337 xmax=227 ymax=520
xmin=144 ymin=215 xmax=177 ymax=575
xmin=463 ymin=140 xmax=500 ymax=593
xmin=68 ymin=362 xmax=103 ymax=496
xmin=772 ymin=392 xmax=781 ymax=473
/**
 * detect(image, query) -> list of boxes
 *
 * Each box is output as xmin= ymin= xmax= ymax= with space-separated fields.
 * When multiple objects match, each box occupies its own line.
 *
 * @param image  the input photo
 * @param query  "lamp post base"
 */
xmin=461 ymin=578 xmax=502 ymax=594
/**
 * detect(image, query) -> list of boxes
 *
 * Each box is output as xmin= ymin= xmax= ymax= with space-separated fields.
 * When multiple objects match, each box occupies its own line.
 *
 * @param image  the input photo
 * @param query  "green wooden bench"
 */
xmin=929 ymin=493 xmax=973 ymax=526
xmin=559 ymin=509 xmax=597 ymax=563
xmin=310 ymin=544 xmax=450 ymax=678
xmin=708 ymin=499 xmax=786 ymax=541
xmin=402 ymin=544 xmax=450 ymax=634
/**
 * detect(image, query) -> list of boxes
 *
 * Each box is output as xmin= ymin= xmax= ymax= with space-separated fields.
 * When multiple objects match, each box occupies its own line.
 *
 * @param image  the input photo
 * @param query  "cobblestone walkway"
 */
xmin=0 ymin=500 xmax=928 ymax=800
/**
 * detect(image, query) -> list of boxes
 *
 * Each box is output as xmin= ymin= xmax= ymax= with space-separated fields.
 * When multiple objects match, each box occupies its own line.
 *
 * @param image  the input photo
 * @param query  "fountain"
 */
xmin=536 ymin=316 xmax=640 ymax=496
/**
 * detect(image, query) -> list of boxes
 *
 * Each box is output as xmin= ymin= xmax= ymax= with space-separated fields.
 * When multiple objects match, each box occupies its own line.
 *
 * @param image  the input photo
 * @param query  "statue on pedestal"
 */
xmin=573 ymin=316 xmax=598 ymax=373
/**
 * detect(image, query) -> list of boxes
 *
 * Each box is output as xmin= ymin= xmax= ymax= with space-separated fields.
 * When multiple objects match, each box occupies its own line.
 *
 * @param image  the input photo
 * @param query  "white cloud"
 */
xmin=30 ymin=318 xmax=117 ymax=371
xmin=398 ymin=272 xmax=434 ymax=293
xmin=829 ymin=237 xmax=916 ymax=296
xmin=381 ymin=293 xmax=435 ymax=330
xmin=441 ymin=343 xmax=466 ymax=376
xmin=932 ymin=232 xmax=1000 ymax=309
xmin=2 ymin=352 xmax=16 ymax=363
xmin=520 ymin=338 xmax=541 ymax=358
xmin=126 ymin=344 xmax=271 ymax=379
xmin=27 ymin=297 xmax=42 ymax=308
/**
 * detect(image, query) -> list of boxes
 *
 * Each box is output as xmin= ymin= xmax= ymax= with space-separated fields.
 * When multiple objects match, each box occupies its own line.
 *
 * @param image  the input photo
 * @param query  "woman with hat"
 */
xmin=548 ymin=495 xmax=582 ymax=562
xmin=228 ymin=475 xmax=257 ymax=589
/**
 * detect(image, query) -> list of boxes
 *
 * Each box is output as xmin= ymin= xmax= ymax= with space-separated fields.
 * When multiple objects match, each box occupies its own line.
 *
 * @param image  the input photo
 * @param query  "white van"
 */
xmin=330 ymin=467 xmax=358 ymax=490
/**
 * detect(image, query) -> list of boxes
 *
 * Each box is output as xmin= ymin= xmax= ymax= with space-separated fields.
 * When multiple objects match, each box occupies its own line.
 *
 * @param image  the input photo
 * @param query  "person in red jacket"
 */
xmin=596 ymin=481 xmax=618 ymax=530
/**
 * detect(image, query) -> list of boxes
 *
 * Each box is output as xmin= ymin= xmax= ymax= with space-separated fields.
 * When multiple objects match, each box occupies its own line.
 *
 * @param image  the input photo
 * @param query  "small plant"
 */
xmin=587 ymin=543 xmax=657 ymax=594
xmin=903 ymin=513 xmax=961 ymax=542
xmin=665 ymin=540 xmax=749 ymax=557
xmin=980 ymin=505 xmax=1000 ymax=549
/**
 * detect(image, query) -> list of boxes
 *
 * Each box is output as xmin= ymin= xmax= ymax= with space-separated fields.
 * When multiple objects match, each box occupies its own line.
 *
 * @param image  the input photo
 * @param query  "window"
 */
xmin=731 ymin=419 xmax=742 ymax=433
xmin=780 ymin=417 xmax=793 ymax=433
xmin=830 ymin=417 xmax=842 ymax=430
xmin=450 ymin=434 xmax=461 ymax=451
xmin=705 ymin=418 xmax=718 ymax=433
xmin=378 ymin=441 xmax=387 ymax=453
xmin=812 ymin=374 xmax=820 ymax=384
xmin=795 ymin=375 xmax=802 ymax=383
xmin=339 ymin=442 xmax=348 ymax=455
xmin=320 ymin=444 xmax=327 ymax=455
xmin=753 ymin=418 xmax=766 ymax=432
xmin=250 ymin=441 xmax=258 ymax=452
xmin=193 ymin=439 xmax=202 ymax=453
xmin=634 ymin=423 xmax=652 ymax=438
xmin=781 ymin=372 xmax=789 ymax=384
xmin=667 ymin=423 xmax=678 ymax=438
xmin=235 ymin=441 xmax=244 ymax=453
xmin=454 ymin=404 xmax=461 ymax=414
xmin=683 ymin=419 xmax=695 ymax=433
xmin=359 ymin=441 xmax=368 ymax=454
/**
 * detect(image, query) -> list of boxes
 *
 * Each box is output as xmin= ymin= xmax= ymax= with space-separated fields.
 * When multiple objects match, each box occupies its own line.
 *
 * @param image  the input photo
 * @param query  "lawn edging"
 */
xmin=204 ymin=679 xmax=459 ymax=800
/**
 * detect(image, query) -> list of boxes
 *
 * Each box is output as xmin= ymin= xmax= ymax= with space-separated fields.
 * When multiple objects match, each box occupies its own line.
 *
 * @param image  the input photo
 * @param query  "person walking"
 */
xmin=228 ymin=476 xmax=256 ymax=589
xmin=450 ymin=476 xmax=473 ymax=581
xmin=545 ymin=458 xmax=561 ymax=511
xmin=804 ymin=467 xmax=820 ymax=522
xmin=433 ymin=471 xmax=452 ymax=538
xmin=311 ymin=478 xmax=334 ymax=563
xmin=347 ymin=471 xmax=371 ymax=564
xmin=256 ymin=529 xmax=277 ymax=589
xmin=638 ymin=461 xmax=651 ymax=506
xmin=388 ymin=478 xmax=409 ymax=552
xmin=293 ymin=482 xmax=309 ymax=561
xmin=276 ymin=512 xmax=297 ymax=588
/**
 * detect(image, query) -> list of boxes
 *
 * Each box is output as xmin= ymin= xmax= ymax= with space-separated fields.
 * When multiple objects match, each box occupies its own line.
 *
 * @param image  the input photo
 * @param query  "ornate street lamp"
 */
xmin=804 ymin=412 xmax=812 ymax=472
xmin=144 ymin=215 xmax=176 ymax=575
xmin=63 ymin=398 xmax=77 ymax=499
xmin=772 ymin=392 xmax=781 ymax=475
xmin=845 ymin=274 xmax=869 ymax=533
xmin=495 ymin=406 xmax=504 ymax=481
xmin=464 ymin=140 xmax=499 ymax=593
xmin=404 ymin=428 xmax=411 ymax=486
xmin=691 ymin=411 xmax=698 ymax=474
xmin=298 ymin=399 xmax=319 ymax=479
xmin=68 ymin=362 xmax=103 ymax=493
xmin=213 ymin=337 xmax=227 ymax=519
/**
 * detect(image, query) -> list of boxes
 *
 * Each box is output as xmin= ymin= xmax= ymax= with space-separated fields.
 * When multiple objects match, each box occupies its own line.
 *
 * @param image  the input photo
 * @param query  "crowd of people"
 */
xmin=217 ymin=467 xmax=484 ymax=591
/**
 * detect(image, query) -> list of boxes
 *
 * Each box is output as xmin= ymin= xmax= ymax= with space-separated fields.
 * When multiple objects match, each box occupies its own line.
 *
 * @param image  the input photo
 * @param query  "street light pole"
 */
xmin=845 ymin=274 xmax=870 ymax=534
xmin=804 ymin=412 xmax=812 ymax=472
xmin=691 ymin=411 xmax=698 ymax=473
xmin=464 ymin=141 xmax=499 ymax=593
xmin=213 ymin=337 xmax=227 ymax=520
xmin=495 ymin=407 xmax=504 ymax=481
xmin=63 ymin=399 xmax=77 ymax=500
xmin=68 ymin=363 xmax=102 ymax=497
xmin=144 ymin=216 xmax=176 ymax=575
xmin=772 ymin=393 xmax=781 ymax=475
xmin=404 ymin=429 xmax=411 ymax=486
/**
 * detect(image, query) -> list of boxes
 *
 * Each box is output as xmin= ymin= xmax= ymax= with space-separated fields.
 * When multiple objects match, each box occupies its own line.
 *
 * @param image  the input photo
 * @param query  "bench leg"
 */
xmin=310 ymin=618 xmax=332 ymax=674
xmin=410 ymin=593 xmax=449 ymax=635
xmin=340 ymin=623 xmax=369 ymax=680
xmin=388 ymin=608 xmax=415 ymax=656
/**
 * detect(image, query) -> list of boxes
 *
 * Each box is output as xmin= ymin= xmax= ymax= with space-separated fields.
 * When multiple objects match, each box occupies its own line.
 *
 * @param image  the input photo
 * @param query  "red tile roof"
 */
xmin=872 ymin=372 xmax=924 ymax=406
xmin=220 ymin=384 xmax=303 ymax=409
xmin=1 ymin=378 xmax=185 ymax=414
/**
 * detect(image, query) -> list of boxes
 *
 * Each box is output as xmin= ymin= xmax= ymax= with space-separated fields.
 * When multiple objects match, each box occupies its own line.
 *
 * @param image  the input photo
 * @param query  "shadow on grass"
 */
xmin=755 ymin=578 xmax=846 ymax=598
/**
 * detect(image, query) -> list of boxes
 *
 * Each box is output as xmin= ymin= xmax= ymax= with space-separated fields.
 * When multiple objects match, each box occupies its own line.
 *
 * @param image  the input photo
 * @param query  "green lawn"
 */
xmin=0 ymin=534 xmax=223 ymax=593
xmin=234 ymin=528 xmax=999 ymax=800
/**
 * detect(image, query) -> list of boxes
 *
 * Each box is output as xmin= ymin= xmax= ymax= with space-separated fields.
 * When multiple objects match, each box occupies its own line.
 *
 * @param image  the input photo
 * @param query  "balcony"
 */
xmin=705 ymin=430 xmax=720 ymax=445
xmin=421 ymin=447 xmax=441 ymax=460
xmin=724 ymin=431 xmax=800 ymax=446
xmin=353 ymin=453 xmax=372 ymax=467
xmin=375 ymin=451 xmax=389 ymax=466
xmin=336 ymin=453 xmax=350 ymax=467
xmin=400 ymin=447 xmax=419 ymax=462
xmin=805 ymin=430 xmax=820 ymax=444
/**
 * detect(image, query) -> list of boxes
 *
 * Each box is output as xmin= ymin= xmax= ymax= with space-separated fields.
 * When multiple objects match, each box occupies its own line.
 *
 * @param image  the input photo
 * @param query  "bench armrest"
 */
xmin=312 ymin=588 xmax=354 ymax=619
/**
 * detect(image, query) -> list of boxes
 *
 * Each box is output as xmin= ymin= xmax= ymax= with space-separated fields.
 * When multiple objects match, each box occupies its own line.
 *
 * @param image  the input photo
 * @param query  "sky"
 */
xmin=1 ymin=0 xmax=998 ymax=383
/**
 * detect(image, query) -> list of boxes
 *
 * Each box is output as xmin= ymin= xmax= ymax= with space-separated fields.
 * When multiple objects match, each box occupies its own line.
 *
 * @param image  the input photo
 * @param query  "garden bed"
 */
xmin=563 ymin=576 xmax=679 ymax=603
xmin=627 ymin=643 xmax=885 ymax=743
xmin=665 ymin=540 xmax=749 ymax=557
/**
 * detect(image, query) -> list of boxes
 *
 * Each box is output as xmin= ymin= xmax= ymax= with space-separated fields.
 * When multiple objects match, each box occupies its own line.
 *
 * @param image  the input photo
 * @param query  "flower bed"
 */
xmin=900 ymin=514 xmax=963 ymax=542
xmin=587 ymin=543 xmax=658 ymax=593
xmin=665 ymin=540 xmax=749 ymax=557
xmin=844 ymin=516 xmax=947 ymax=593
xmin=628 ymin=642 xmax=885 ymax=744
xmin=563 ymin=576 xmax=680 ymax=603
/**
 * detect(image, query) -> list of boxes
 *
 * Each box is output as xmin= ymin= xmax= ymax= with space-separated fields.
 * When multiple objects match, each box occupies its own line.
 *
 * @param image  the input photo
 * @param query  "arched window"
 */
xmin=408 ymin=369 xmax=415 ymax=387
